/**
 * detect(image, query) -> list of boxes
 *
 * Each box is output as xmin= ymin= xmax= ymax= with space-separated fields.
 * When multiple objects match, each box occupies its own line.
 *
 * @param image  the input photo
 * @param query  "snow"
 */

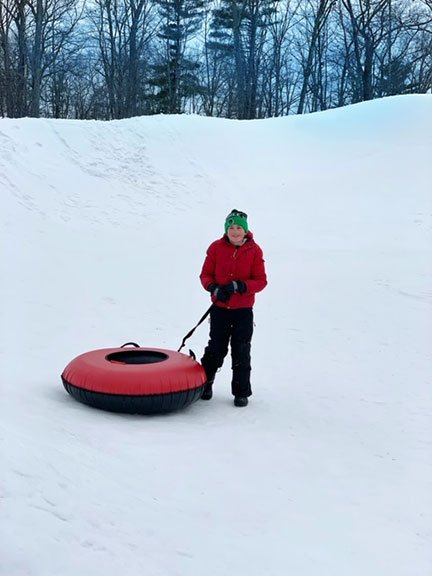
xmin=1 ymin=94 xmax=432 ymax=575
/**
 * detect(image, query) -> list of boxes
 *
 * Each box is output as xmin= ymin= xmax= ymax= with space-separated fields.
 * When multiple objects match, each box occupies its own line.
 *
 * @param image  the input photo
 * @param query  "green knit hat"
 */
xmin=224 ymin=209 xmax=248 ymax=233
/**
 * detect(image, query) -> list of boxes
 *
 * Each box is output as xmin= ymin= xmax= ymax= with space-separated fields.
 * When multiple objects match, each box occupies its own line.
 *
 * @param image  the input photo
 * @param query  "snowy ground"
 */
xmin=1 ymin=95 xmax=432 ymax=575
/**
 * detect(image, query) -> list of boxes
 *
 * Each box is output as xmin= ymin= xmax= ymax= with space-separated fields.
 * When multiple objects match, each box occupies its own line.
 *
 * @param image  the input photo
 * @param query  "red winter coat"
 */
xmin=200 ymin=232 xmax=267 ymax=309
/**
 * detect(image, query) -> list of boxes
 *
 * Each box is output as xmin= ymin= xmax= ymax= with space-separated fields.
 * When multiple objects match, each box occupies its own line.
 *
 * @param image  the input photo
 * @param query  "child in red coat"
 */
xmin=199 ymin=209 xmax=267 ymax=407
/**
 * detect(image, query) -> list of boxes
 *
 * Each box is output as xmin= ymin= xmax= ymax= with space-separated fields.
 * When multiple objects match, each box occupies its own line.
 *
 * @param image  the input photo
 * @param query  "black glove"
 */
xmin=216 ymin=281 xmax=248 ymax=302
xmin=207 ymin=281 xmax=247 ymax=303
xmin=207 ymin=283 xmax=230 ymax=302
xmin=213 ymin=285 xmax=231 ymax=302
xmin=221 ymin=281 xmax=237 ymax=297
xmin=222 ymin=280 xmax=248 ymax=295
xmin=234 ymin=280 xmax=247 ymax=294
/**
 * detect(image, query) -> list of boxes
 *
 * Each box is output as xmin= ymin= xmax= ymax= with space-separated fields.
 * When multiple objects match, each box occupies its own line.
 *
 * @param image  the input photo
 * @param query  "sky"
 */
xmin=1 ymin=94 xmax=432 ymax=576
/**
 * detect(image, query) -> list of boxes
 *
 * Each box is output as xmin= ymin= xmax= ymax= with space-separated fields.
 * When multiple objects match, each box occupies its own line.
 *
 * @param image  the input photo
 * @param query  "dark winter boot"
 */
xmin=234 ymin=396 xmax=248 ymax=407
xmin=201 ymin=377 xmax=214 ymax=400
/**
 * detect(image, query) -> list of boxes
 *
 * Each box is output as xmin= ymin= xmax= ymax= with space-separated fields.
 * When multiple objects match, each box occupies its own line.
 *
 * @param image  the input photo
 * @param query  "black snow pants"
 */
xmin=201 ymin=306 xmax=254 ymax=397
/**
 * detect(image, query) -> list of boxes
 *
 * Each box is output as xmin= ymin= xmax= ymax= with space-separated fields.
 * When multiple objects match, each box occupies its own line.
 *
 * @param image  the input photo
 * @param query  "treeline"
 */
xmin=0 ymin=0 xmax=431 ymax=120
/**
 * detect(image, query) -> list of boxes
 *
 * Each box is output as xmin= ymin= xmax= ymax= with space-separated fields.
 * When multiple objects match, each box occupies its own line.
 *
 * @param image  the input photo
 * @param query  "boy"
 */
xmin=199 ymin=209 xmax=267 ymax=407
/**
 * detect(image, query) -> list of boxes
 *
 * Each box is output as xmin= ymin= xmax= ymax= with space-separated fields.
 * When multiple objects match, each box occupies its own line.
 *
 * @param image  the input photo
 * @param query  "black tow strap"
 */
xmin=177 ymin=304 xmax=214 ymax=352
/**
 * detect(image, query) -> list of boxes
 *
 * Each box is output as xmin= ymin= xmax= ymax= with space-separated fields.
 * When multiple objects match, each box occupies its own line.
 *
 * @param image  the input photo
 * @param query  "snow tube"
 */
xmin=61 ymin=343 xmax=206 ymax=414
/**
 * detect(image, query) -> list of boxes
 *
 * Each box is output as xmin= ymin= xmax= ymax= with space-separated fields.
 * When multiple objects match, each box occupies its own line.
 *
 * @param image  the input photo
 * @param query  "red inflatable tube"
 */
xmin=61 ymin=346 xmax=206 ymax=414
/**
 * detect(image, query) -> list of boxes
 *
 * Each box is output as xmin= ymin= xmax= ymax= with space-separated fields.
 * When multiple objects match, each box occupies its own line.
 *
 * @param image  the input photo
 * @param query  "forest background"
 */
xmin=0 ymin=0 xmax=431 ymax=120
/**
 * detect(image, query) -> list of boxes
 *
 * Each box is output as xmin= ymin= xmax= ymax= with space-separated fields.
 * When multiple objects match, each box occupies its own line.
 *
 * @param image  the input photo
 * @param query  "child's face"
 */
xmin=227 ymin=225 xmax=246 ymax=246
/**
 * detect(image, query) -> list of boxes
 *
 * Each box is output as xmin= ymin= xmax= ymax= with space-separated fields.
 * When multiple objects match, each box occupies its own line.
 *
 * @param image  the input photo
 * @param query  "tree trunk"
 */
xmin=30 ymin=0 xmax=44 ymax=117
xmin=297 ymin=0 xmax=334 ymax=115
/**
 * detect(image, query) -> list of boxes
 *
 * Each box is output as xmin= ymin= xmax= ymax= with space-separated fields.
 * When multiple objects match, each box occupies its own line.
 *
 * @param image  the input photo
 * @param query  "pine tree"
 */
xmin=149 ymin=0 xmax=204 ymax=113
xmin=208 ymin=0 xmax=280 ymax=119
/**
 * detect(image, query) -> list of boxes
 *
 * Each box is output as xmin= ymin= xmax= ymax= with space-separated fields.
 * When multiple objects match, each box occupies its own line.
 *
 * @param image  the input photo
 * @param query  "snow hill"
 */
xmin=1 ymin=95 xmax=432 ymax=576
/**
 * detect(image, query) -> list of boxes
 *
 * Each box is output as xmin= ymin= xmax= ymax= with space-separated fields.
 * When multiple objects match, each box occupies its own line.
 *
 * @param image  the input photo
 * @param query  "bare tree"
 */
xmin=90 ymin=0 xmax=155 ymax=118
xmin=0 ymin=0 xmax=17 ymax=116
xmin=260 ymin=0 xmax=301 ymax=116
xmin=296 ymin=0 xmax=336 ymax=113
xmin=0 ymin=0 xmax=29 ymax=117
xmin=28 ymin=0 xmax=83 ymax=117
xmin=340 ymin=0 xmax=391 ymax=101
xmin=200 ymin=1 xmax=230 ymax=116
